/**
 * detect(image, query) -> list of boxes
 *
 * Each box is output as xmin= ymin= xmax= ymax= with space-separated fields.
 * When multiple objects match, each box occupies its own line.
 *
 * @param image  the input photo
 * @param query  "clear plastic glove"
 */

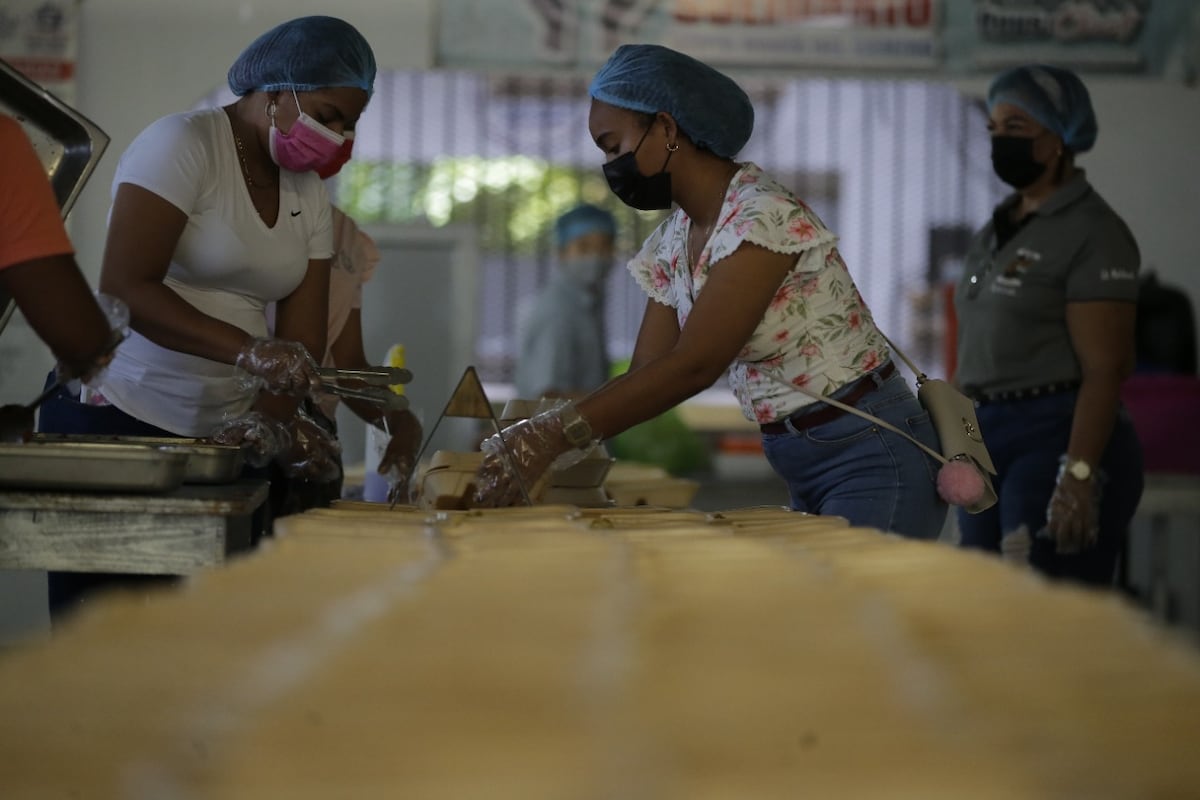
xmin=1043 ymin=467 xmax=1102 ymax=555
xmin=376 ymin=410 xmax=423 ymax=504
xmin=471 ymin=403 xmax=589 ymax=508
xmin=381 ymin=453 xmax=415 ymax=505
xmin=235 ymin=337 xmax=322 ymax=397
xmin=210 ymin=411 xmax=292 ymax=468
xmin=276 ymin=412 xmax=342 ymax=483
xmin=95 ymin=291 xmax=131 ymax=333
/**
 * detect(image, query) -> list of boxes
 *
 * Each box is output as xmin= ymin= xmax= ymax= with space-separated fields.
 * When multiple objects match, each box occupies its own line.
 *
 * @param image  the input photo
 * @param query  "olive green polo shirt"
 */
xmin=954 ymin=170 xmax=1140 ymax=397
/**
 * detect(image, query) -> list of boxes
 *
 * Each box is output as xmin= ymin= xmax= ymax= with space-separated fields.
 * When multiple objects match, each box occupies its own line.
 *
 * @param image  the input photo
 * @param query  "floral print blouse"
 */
xmin=627 ymin=162 xmax=889 ymax=424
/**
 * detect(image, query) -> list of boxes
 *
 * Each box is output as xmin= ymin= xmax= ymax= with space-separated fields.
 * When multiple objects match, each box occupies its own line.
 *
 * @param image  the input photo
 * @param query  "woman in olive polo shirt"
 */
xmin=953 ymin=64 xmax=1143 ymax=586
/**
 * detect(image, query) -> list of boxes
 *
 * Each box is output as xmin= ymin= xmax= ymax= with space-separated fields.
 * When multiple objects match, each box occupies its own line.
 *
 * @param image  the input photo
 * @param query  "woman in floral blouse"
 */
xmin=471 ymin=44 xmax=945 ymax=539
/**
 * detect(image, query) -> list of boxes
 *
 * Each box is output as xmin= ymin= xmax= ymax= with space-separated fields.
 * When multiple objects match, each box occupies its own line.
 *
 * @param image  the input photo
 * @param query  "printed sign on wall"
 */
xmin=972 ymin=0 xmax=1152 ymax=71
xmin=438 ymin=0 xmax=941 ymax=70
xmin=657 ymin=0 xmax=940 ymax=69
xmin=0 ymin=0 xmax=79 ymax=101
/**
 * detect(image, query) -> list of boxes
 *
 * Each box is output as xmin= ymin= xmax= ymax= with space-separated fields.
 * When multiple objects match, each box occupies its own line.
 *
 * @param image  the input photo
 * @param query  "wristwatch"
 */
xmin=559 ymin=403 xmax=594 ymax=448
xmin=1064 ymin=457 xmax=1093 ymax=481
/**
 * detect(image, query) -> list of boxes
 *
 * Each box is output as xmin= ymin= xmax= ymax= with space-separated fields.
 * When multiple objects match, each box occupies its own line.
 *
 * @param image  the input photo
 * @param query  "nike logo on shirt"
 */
xmin=290 ymin=210 xmax=302 ymax=217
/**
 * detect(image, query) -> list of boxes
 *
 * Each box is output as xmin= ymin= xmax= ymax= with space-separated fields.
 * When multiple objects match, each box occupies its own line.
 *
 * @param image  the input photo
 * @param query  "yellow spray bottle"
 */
xmin=365 ymin=343 xmax=407 ymax=502
xmin=386 ymin=343 xmax=406 ymax=396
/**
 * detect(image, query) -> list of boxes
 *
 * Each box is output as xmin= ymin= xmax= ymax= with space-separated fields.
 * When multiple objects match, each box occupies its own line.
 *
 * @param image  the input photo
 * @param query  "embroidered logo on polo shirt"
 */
xmin=1002 ymin=247 xmax=1041 ymax=278
xmin=1100 ymin=268 xmax=1137 ymax=281
xmin=991 ymin=247 xmax=1041 ymax=295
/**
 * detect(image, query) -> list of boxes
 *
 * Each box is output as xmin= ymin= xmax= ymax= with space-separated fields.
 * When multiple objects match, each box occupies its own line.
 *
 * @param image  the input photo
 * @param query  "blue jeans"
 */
xmin=761 ymin=370 xmax=947 ymax=539
xmin=956 ymin=391 xmax=1144 ymax=586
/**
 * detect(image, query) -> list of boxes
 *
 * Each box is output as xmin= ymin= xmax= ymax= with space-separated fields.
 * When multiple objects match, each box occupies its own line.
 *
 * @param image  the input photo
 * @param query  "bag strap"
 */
xmin=761 ymin=370 xmax=948 ymax=466
xmin=876 ymin=331 xmax=928 ymax=385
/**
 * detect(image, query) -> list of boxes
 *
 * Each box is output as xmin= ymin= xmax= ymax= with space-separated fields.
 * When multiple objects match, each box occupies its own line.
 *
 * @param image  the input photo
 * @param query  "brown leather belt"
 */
xmin=759 ymin=361 xmax=896 ymax=435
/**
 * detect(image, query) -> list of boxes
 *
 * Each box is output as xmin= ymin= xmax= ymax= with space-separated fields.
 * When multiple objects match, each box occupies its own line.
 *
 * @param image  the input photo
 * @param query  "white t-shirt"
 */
xmin=98 ymin=108 xmax=333 ymax=436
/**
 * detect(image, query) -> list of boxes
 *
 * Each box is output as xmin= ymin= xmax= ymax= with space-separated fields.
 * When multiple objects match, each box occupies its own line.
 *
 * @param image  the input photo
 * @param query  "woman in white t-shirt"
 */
xmin=37 ymin=16 xmax=377 ymax=616
xmin=470 ymin=45 xmax=946 ymax=539
xmin=41 ymin=16 xmax=375 ymax=479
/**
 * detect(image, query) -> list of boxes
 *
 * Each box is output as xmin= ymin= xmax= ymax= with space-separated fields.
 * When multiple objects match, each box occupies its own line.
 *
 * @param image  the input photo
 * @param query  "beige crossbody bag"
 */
xmin=766 ymin=334 xmax=998 ymax=514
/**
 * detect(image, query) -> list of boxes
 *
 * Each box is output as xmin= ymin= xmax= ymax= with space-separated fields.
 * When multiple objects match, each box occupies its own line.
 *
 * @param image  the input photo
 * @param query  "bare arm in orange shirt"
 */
xmin=0 ymin=115 xmax=113 ymax=379
xmin=0 ymin=254 xmax=112 ymax=379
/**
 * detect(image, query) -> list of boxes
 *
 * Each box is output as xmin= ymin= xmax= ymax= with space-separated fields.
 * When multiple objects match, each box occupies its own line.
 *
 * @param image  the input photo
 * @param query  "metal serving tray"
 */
xmin=0 ymin=441 xmax=188 ymax=493
xmin=33 ymin=435 xmax=245 ymax=485
xmin=0 ymin=59 xmax=109 ymax=218
xmin=0 ymin=58 xmax=111 ymax=334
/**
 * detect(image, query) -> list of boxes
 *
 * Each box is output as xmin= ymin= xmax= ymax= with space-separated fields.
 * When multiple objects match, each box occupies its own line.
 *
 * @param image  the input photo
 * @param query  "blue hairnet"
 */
xmin=987 ymin=64 xmax=1097 ymax=153
xmin=228 ymin=16 xmax=376 ymax=98
xmin=555 ymin=204 xmax=616 ymax=248
xmin=588 ymin=44 xmax=754 ymax=159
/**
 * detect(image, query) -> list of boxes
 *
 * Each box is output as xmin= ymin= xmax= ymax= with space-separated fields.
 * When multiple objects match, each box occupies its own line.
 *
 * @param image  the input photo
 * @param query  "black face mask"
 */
xmin=602 ymin=122 xmax=674 ymax=211
xmin=990 ymin=135 xmax=1047 ymax=189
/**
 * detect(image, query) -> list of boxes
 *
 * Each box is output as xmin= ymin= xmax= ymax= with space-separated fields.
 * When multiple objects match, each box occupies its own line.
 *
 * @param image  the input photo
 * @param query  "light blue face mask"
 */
xmin=561 ymin=255 xmax=611 ymax=286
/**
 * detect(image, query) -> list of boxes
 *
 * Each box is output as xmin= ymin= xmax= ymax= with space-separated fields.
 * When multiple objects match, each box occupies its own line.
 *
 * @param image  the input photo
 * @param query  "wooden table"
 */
xmin=0 ymin=479 xmax=269 ymax=575
xmin=2 ymin=503 xmax=1200 ymax=796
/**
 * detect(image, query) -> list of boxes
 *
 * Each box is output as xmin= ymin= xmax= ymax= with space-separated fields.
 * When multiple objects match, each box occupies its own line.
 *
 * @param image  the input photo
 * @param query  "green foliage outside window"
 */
xmin=334 ymin=156 xmax=666 ymax=255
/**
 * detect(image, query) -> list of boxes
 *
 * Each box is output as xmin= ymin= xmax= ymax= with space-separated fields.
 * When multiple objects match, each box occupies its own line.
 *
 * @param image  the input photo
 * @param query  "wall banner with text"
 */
xmin=438 ymin=1 xmax=941 ymax=71
xmin=0 ymin=0 xmax=80 ymax=101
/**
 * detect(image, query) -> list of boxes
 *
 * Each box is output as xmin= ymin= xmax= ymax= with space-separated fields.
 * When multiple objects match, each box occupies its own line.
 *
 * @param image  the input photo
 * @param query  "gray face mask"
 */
xmin=561 ymin=254 xmax=611 ymax=286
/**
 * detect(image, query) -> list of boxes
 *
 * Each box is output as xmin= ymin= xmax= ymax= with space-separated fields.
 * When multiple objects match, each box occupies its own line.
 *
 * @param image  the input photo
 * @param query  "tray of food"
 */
xmin=0 ymin=441 xmax=188 ymax=492
xmin=32 ymin=435 xmax=245 ymax=484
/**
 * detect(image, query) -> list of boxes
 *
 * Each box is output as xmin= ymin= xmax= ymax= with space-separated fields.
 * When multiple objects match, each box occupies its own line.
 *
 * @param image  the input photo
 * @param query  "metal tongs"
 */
xmin=316 ymin=366 xmax=412 ymax=386
xmin=316 ymin=366 xmax=413 ymax=411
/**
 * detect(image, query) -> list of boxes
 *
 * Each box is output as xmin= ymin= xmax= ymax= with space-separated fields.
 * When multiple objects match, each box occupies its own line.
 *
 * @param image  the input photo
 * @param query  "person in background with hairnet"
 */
xmin=514 ymin=203 xmax=616 ymax=400
xmin=953 ymin=64 xmax=1143 ymax=586
xmin=471 ymin=44 xmax=945 ymax=540
xmin=36 ymin=15 xmax=377 ymax=616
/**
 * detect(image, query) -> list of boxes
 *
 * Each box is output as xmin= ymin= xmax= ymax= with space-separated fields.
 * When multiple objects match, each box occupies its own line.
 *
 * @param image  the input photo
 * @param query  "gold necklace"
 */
xmin=233 ymin=129 xmax=275 ymax=189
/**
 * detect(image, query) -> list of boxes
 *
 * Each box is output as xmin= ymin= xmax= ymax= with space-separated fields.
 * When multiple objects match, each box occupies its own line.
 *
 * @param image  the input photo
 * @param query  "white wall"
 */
xmin=1080 ymin=79 xmax=1200 ymax=322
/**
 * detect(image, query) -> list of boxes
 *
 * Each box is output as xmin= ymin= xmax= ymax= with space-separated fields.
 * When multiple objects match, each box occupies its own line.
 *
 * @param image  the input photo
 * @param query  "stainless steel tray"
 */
xmin=0 ymin=58 xmax=111 ymax=334
xmin=0 ymin=59 xmax=109 ymax=217
xmin=0 ymin=441 xmax=188 ymax=493
xmin=33 ymin=435 xmax=245 ymax=485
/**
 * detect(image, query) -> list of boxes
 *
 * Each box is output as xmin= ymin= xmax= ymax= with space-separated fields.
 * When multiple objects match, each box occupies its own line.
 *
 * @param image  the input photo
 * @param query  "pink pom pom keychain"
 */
xmin=936 ymin=455 xmax=988 ymax=507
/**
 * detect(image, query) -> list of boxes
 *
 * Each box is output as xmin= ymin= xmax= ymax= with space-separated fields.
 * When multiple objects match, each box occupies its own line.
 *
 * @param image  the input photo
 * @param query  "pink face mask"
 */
xmin=316 ymin=132 xmax=355 ymax=180
xmin=268 ymin=89 xmax=345 ymax=173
